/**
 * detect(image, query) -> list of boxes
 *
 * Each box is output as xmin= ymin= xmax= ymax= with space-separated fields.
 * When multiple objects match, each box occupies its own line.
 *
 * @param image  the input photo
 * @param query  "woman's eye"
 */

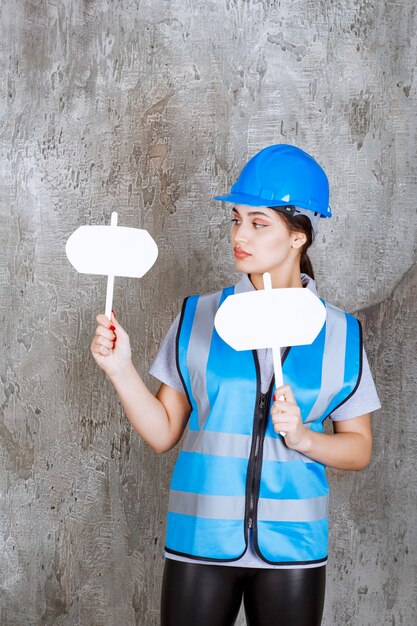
xmin=230 ymin=218 xmax=266 ymax=228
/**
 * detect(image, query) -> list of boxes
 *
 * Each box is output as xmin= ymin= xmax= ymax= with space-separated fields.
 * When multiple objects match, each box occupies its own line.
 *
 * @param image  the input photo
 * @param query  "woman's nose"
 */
xmin=234 ymin=221 xmax=250 ymax=242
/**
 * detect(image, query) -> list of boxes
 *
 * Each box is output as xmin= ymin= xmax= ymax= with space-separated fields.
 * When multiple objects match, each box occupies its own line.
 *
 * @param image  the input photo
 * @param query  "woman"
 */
xmin=91 ymin=144 xmax=382 ymax=626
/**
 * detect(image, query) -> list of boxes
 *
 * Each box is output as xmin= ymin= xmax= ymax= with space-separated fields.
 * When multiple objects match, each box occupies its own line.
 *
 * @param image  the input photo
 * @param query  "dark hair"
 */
xmin=270 ymin=209 xmax=315 ymax=279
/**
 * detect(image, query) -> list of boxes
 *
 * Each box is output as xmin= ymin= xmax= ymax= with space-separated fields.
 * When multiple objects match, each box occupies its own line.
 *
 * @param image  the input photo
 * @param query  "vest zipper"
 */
xmin=247 ymin=391 xmax=267 ymax=530
xmin=246 ymin=347 xmax=291 ymax=545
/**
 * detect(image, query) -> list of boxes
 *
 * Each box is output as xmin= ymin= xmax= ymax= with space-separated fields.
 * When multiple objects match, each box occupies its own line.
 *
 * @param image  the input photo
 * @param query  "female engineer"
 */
xmin=90 ymin=144 xmax=382 ymax=626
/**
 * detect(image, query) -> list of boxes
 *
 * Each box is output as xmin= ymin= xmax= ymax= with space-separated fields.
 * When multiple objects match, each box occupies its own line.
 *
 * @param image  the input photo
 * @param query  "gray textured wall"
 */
xmin=1 ymin=0 xmax=416 ymax=624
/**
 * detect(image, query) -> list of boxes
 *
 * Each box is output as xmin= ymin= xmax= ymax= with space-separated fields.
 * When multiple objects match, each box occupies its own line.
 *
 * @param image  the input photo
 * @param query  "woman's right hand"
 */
xmin=90 ymin=310 xmax=132 ymax=378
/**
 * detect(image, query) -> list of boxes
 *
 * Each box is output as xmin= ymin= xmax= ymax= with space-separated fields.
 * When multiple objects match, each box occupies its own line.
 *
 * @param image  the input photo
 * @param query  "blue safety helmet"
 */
xmin=213 ymin=144 xmax=332 ymax=238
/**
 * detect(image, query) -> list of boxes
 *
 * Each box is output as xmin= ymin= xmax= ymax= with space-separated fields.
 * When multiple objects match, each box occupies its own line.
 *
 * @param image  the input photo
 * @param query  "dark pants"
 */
xmin=160 ymin=557 xmax=326 ymax=626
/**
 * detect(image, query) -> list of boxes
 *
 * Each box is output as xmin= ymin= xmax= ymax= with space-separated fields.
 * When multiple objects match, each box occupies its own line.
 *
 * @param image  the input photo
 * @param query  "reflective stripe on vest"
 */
xmin=165 ymin=285 xmax=362 ymax=565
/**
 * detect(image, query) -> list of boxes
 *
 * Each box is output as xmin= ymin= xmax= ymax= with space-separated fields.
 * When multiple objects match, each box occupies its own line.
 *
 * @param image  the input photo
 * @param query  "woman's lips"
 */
xmin=234 ymin=248 xmax=251 ymax=259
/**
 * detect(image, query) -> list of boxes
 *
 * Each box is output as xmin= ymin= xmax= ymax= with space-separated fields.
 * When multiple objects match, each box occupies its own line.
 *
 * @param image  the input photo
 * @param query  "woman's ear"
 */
xmin=290 ymin=231 xmax=307 ymax=249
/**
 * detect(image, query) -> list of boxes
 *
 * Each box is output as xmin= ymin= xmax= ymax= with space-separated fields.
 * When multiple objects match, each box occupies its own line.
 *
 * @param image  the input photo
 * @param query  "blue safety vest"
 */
xmin=165 ymin=284 xmax=362 ymax=565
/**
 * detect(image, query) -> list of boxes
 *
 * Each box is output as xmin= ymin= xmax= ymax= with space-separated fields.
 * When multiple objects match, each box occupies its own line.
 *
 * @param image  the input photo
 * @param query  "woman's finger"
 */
xmin=272 ymin=399 xmax=297 ymax=410
xmin=274 ymin=384 xmax=296 ymax=404
xmin=272 ymin=411 xmax=297 ymax=424
xmin=274 ymin=424 xmax=289 ymax=436
xmin=94 ymin=335 xmax=114 ymax=350
xmin=271 ymin=405 xmax=293 ymax=419
xmin=95 ymin=325 xmax=115 ymax=341
xmin=96 ymin=313 xmax=112 ymax=328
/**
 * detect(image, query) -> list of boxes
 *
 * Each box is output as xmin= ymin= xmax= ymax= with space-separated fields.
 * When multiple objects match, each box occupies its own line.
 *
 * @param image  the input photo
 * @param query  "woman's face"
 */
xmin=230 ymin=204 xmax=305 ymax=275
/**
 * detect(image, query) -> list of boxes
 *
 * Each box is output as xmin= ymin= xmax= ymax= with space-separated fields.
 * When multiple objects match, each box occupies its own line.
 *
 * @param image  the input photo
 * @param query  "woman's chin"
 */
xmin=233 ymin=257 xmax=264 ymax=271
xmin=233 ymin=258 xmax=254 ymax=271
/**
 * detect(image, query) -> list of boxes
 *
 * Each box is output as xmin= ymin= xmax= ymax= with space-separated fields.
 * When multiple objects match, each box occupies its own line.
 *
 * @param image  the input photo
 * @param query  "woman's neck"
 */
xmin=248 ymin=267 xmax=303 ymax=290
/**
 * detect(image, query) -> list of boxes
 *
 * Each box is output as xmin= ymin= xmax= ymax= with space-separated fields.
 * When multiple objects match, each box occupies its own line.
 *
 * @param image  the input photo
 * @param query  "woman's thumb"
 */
xmin=111 ymin=309 xmax=124 ymax=333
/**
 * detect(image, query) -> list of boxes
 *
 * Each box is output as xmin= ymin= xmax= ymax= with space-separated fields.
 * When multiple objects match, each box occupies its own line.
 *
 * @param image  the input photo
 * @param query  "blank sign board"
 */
xmin=66 ymin=225 xmax=158 ymax=278
xmin=214 ymin=273 xmax=327 ymax=437
xmin=65 ymin=212 xmax=158 ymax=319
xmin=214 ymin=287 xmax=326 ymax=351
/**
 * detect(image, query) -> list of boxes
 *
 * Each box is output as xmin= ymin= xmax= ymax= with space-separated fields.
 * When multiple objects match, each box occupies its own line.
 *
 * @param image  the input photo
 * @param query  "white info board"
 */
xmin=66 ymin=212 xmax=158 ymax=319
xmin=214 ymin=272 xmax=326 ymax=435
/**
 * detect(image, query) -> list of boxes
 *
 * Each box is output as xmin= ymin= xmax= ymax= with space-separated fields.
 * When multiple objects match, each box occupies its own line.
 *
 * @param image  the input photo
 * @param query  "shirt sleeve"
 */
xmin=148 ymin=312 xmax=185 ymax=394
xmin=329 ymin=344 xmax=382 ymax=421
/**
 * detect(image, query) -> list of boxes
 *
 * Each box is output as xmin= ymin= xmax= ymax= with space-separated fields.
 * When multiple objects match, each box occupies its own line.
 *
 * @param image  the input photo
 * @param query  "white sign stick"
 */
xmin=262 ymin=272 xmax=283 ymax=386
xmin=214 ymin=272 xmax=326 ymax=437
xmin=104 ymin=211 xmax=118 ymax=319
xmin=262 ymin=273 xmax=285 ymax=429
xmin=66 ymin=212 xmax=158 ymax=320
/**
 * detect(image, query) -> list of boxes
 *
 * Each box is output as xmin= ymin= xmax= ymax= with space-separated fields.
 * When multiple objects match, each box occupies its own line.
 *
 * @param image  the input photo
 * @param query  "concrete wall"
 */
xmin=1 ymin=0 xmax=415 ymax=624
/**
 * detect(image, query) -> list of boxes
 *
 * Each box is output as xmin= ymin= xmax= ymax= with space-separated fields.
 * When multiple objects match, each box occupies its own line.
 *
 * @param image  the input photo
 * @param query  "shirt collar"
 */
xmin=234 ymin=272 xmax=319 ymax=297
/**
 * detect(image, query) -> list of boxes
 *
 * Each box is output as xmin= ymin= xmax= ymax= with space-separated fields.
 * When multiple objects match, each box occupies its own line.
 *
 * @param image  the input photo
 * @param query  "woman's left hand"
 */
xmin=270 ymin=384 xmax=309 ymax=450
